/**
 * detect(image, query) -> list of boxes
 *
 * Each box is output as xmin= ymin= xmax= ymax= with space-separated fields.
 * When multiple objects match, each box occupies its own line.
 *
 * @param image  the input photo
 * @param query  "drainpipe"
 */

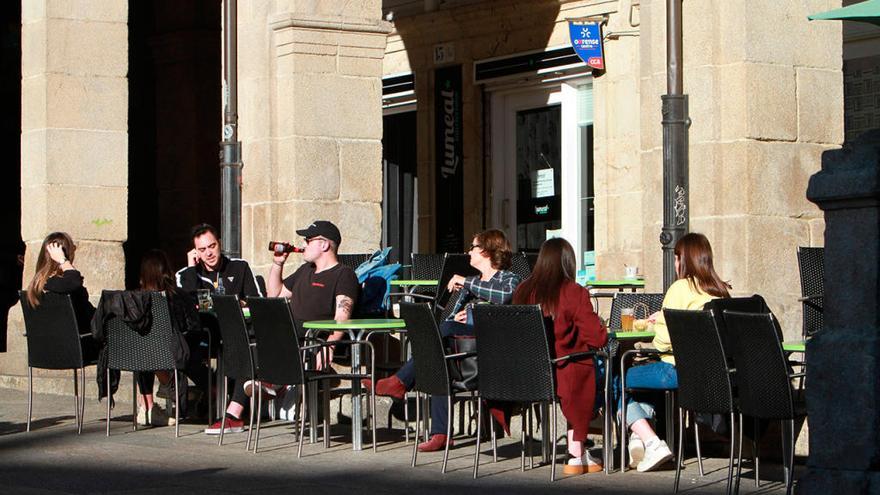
xmin=221 ymin=0 xmax=242 ymax=258
xmin=660 ymin=0 xmax=689 ymax=290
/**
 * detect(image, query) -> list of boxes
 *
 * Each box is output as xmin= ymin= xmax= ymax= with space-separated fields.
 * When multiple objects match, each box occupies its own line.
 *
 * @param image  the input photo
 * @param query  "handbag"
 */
xmin=449 ymin=335 xmax=479 ymax=391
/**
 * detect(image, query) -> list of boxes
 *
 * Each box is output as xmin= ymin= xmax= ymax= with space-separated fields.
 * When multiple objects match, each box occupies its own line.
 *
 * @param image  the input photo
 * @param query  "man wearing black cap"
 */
xmin=266 ymin=220 xmax=359 ymax=369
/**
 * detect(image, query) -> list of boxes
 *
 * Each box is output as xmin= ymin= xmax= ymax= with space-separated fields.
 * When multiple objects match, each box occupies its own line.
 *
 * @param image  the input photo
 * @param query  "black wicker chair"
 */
xmin=247 ymin=297 xmax=377 ymax=455
xmin=796 ymin=246 xmax=824 ymax=338
xmin=434 ymin=254 xmax=480 ymax=322
xmin=212 ymin=295 xmax=260 ymax=449
xmin=509 ymin=252 xmax=532 ymax=280
xmin=19 ymin=291 xmax=98 ymax=434
xmin=410 ymin=253 xmax=444 ymax=297
xmin=471 ymin=304 xmax=601 ymax=481
xmin=102 ymin=291 xmax=181 ymax=438
xmin=723 ymin=311 xmax=804 ymax=495
xmin=664 ymin=309 xmax=737 ymax=494
xmin=399 ymin=302 xmax=480 ymax=473
xmin=608 ymin=292 xmax=664 ymax=330
xmin=338 ymin=253 xmax=372 ymax=272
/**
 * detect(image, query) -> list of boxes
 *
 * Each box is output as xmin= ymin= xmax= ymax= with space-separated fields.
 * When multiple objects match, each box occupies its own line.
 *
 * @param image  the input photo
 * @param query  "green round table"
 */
xmin=302 ymin=318 xmax=406 ymax=450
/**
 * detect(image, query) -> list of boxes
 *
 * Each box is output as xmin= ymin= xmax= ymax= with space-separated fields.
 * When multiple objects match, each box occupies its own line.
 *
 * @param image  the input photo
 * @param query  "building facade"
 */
xmin=5 ymin=2 xmax=867 ymax=450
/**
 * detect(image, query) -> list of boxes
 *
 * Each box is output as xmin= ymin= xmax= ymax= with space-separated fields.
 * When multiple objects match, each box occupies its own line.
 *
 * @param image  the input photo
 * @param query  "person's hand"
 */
xmin=46 ymin=242 xmax=67 ymax=264
xmin=273 ymin=250 xmax=290 ymax=266
xmin=648 ymin=311 xmax=660 ymax=323
xmin=314 ymin=347 xmax=334 ymax=371
xmin=187 ymin=248 xmax=199 ymax=267
xmin=447 ymin=274 xmax=465 ymax=293
xmin=453 ymin=309 xmax=468 ymax=323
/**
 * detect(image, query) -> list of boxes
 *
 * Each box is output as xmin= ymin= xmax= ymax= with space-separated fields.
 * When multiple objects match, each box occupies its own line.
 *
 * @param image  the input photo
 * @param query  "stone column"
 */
xmin=801 ymin=130 xmax=880 ymax=493
xmin=13 ymin=1 xmax=128 ymax=391
xmin=246 ymin=2 xmax=389 ymax=272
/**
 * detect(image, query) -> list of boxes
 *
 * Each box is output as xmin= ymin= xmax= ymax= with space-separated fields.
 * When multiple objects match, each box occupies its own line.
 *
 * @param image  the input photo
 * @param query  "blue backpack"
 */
xmin=353 ymin=248 xmax=401 ymax=316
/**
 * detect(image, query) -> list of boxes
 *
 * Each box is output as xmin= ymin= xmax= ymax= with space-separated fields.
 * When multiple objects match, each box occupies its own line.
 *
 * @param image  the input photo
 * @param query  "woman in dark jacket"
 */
xmin=513 ymin=237 xmax=608 ymax=476
xmin=135 ymin=249 xmax=202 ymax=426
xmin=25 ymin=232 xmax=99 ymax=362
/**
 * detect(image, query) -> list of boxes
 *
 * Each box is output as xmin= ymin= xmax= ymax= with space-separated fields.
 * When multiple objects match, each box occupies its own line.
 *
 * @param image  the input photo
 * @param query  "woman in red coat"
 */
xmin=513 ymin=237 xmax=608 ymax=475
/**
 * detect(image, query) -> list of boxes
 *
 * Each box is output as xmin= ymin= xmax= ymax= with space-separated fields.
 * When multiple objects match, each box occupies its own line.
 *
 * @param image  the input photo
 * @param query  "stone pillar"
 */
xmin=241 ymin=2 xmax=389 ymax=273
xmin=13 ymin=1 xmax=128 ymax=391
xmin=801 ymin=130 xmax=880 ymax=493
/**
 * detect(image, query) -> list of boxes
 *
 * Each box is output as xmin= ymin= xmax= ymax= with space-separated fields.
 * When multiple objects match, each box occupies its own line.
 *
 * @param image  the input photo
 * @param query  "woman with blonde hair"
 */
xmin=513 ymin=237 xmax=608 ymax=475
xmin=25 ymin=232 xmax=99 ymax=362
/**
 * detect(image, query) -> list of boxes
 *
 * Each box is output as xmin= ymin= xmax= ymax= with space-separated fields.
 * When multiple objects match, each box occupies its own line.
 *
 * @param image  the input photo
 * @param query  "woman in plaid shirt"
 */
xmin=364 ymin=229 xmax=521 ymax=452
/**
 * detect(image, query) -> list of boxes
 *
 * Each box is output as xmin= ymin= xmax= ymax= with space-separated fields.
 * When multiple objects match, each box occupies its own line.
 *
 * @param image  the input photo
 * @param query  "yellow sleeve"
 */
xmin=651 ymin=280 xmax=693 ymax=352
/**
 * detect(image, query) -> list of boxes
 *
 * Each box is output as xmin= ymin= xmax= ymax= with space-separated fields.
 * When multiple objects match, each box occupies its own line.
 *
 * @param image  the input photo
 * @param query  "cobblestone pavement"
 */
xmin=0 ymin=388 xmax=798 ymax=494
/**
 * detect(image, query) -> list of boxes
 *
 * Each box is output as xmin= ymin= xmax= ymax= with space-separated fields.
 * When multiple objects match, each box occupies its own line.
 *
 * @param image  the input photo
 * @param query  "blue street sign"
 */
xmin=569 ymin=20 xmax=605 ymax=70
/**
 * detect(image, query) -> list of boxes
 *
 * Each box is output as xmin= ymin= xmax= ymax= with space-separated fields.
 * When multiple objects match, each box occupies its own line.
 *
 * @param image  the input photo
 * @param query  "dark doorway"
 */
xmin=0 ymin=3 xmax=21 ymax=353
xmin=126 ymin=1 xmax=222 ymax=288
xmin=383 ymin=111 xmax=418 ymax=263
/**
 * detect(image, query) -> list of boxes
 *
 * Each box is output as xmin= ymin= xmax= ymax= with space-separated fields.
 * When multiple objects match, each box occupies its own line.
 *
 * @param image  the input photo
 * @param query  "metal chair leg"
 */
xmin=620 ymin=358 xmax=628 ymax=473
xmin=105 ymin=367 xmax=112 ymax=437
xmin=754 ymin=416 xmax=760 ymax=488
xmin=491 ymin=409 xmax=498 ymax=463
xmin=726 ymin=412 xmax=736 ymax=495
xmin=736 ymin=413 xmax=744 ymax=495
xmin=174 ymin=370 xmax=180 ymax=438
xmin=473 ymin=398 xmax=482 ymax=479
xmin=442 ymin=395 xmax=452 ymax=473
xmin=246 ymin=383 xmax=256 ymax=451
xmin=219 ymin=378 xmax=228 ymax=447
xmin=206 ymin=332 xmax=213 ymax=425
xmin=411 ymin=391 xmax=420 ymax=467
xmin=528 ymin=405 xmax=534 ymax=470
xmin=674 ymin=408 xmax=684 ymax=493
xmin=253 ymin=381 xmax=263 ymax=454
xmin=131 ymin=374 xmax=137 ymax=432
xmin=694 ymin=415 xmax=705 ymax=476
xmin=789 ymin=422 xmax=796 ymax=492
xmin=79 ymin=367 xmax=86 ymax=434
xmin=520 ymin=409 xmax=527 ymax=472
xmin=550 ymin=400 xmax=558 ymax=482
xmin=73 ymin=369 xmax=80 ymax=434
xmin=26 ymin=367 xmax=33 ymax=432
xmin=297 ymin=384 xmax=307 ymax=458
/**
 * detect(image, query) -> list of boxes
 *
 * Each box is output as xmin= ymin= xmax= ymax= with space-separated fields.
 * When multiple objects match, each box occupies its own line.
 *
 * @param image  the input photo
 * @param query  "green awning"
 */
xmin=808 ymin=0 xmax=880 ymax=26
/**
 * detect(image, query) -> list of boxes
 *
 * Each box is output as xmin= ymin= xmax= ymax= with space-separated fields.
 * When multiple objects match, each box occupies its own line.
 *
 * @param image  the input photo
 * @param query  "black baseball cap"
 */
xmin=296 ymin=220 xmax=342 ymax=245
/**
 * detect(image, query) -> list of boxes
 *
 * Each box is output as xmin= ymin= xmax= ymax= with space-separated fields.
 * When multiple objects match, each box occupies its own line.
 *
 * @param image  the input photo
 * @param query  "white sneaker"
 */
xmin=244 ymin=380 xmax=277 ymax=399
xmin=637 ymin=438 xmax=673 ymax=472
xmin=583 ymin=450 xmax=604 ymax=473
xmin=136 ymin=406 xmax=148 ymax=426
xmin=149 ymin=405 xmax=176 ymax=427
xmin=628 ymin=432 xmax=645 ymax=468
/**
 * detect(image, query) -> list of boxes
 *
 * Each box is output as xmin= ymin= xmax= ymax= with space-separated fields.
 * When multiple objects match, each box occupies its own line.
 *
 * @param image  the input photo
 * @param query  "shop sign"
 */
xmin=434 ymin=65 xmax=464 ymax=253
xmin=568 ymin=20 xmax=605 ymax=70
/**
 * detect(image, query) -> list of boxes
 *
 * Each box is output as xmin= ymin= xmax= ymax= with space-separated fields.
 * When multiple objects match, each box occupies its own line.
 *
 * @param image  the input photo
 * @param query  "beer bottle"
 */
xmin=268 ymin=241 xmax=304 ymax=254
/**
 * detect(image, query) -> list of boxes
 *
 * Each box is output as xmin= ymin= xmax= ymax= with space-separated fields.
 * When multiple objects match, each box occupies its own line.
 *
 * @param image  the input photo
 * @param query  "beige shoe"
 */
xmin=149 ymin=405 xmax=177 ymax=427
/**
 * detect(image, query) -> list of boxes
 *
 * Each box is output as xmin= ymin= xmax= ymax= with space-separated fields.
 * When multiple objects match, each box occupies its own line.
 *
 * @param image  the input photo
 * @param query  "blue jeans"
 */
xmin=625 ymin=361 xmax=678 ymax=427
xmin=395 ymin=320 xmax=473 ymax=435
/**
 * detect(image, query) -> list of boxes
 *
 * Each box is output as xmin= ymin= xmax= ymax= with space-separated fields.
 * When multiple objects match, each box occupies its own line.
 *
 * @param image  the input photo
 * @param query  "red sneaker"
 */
xmin=418 ymin=434 xmax=452 ymax=452
xmin=204 ymin=417 xmax=245 ymax=435
xmin=362 ymin=376 xmax=406 ymax=400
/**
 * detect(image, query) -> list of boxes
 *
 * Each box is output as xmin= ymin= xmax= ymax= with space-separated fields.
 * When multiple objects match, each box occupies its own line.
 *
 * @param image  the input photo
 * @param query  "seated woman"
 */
xmin=25 ymin=232 xmax=100 ymax=362
xmin=625 ymin=232 xmax=731 ymax=472
xmin=513 ymin=237 xmax=608 ymax=475
xmin=134 ymin=249 xmax=205 ymax=426
xmin=364 ymin=229 xmax=521 ymax=452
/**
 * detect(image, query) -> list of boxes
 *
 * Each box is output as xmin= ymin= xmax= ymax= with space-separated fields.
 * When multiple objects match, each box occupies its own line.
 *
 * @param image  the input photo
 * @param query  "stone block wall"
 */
xmin=239 ymin=1 xmax=388 ymax=277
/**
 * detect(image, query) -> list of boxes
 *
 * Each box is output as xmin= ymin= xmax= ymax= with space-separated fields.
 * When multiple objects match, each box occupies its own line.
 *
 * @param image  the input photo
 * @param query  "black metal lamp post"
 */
xmin=660 ymin=0 xmax=690 ymax=290
xmin=221 ymin=0 xmax=243 ymax=258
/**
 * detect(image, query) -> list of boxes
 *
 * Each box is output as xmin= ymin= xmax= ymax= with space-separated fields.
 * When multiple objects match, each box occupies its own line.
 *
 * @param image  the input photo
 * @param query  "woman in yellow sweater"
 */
xmin=625 ymin=233 xmax=731 ymax=472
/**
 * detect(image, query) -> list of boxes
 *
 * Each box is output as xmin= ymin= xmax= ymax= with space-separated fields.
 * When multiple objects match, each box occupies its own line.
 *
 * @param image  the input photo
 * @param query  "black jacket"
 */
xmin=175 ymin=255 xmax=262 ymax=300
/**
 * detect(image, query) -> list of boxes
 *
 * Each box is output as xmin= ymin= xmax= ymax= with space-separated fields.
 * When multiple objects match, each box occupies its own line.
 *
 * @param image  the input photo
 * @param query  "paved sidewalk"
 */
xmin=0 ymin=388 xmax=797 ymax=494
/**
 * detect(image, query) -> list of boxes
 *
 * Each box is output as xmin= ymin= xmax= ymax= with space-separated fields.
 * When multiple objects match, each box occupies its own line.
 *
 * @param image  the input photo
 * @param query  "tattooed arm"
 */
xmin=314 ymin=294 xmax=353 ymax=371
